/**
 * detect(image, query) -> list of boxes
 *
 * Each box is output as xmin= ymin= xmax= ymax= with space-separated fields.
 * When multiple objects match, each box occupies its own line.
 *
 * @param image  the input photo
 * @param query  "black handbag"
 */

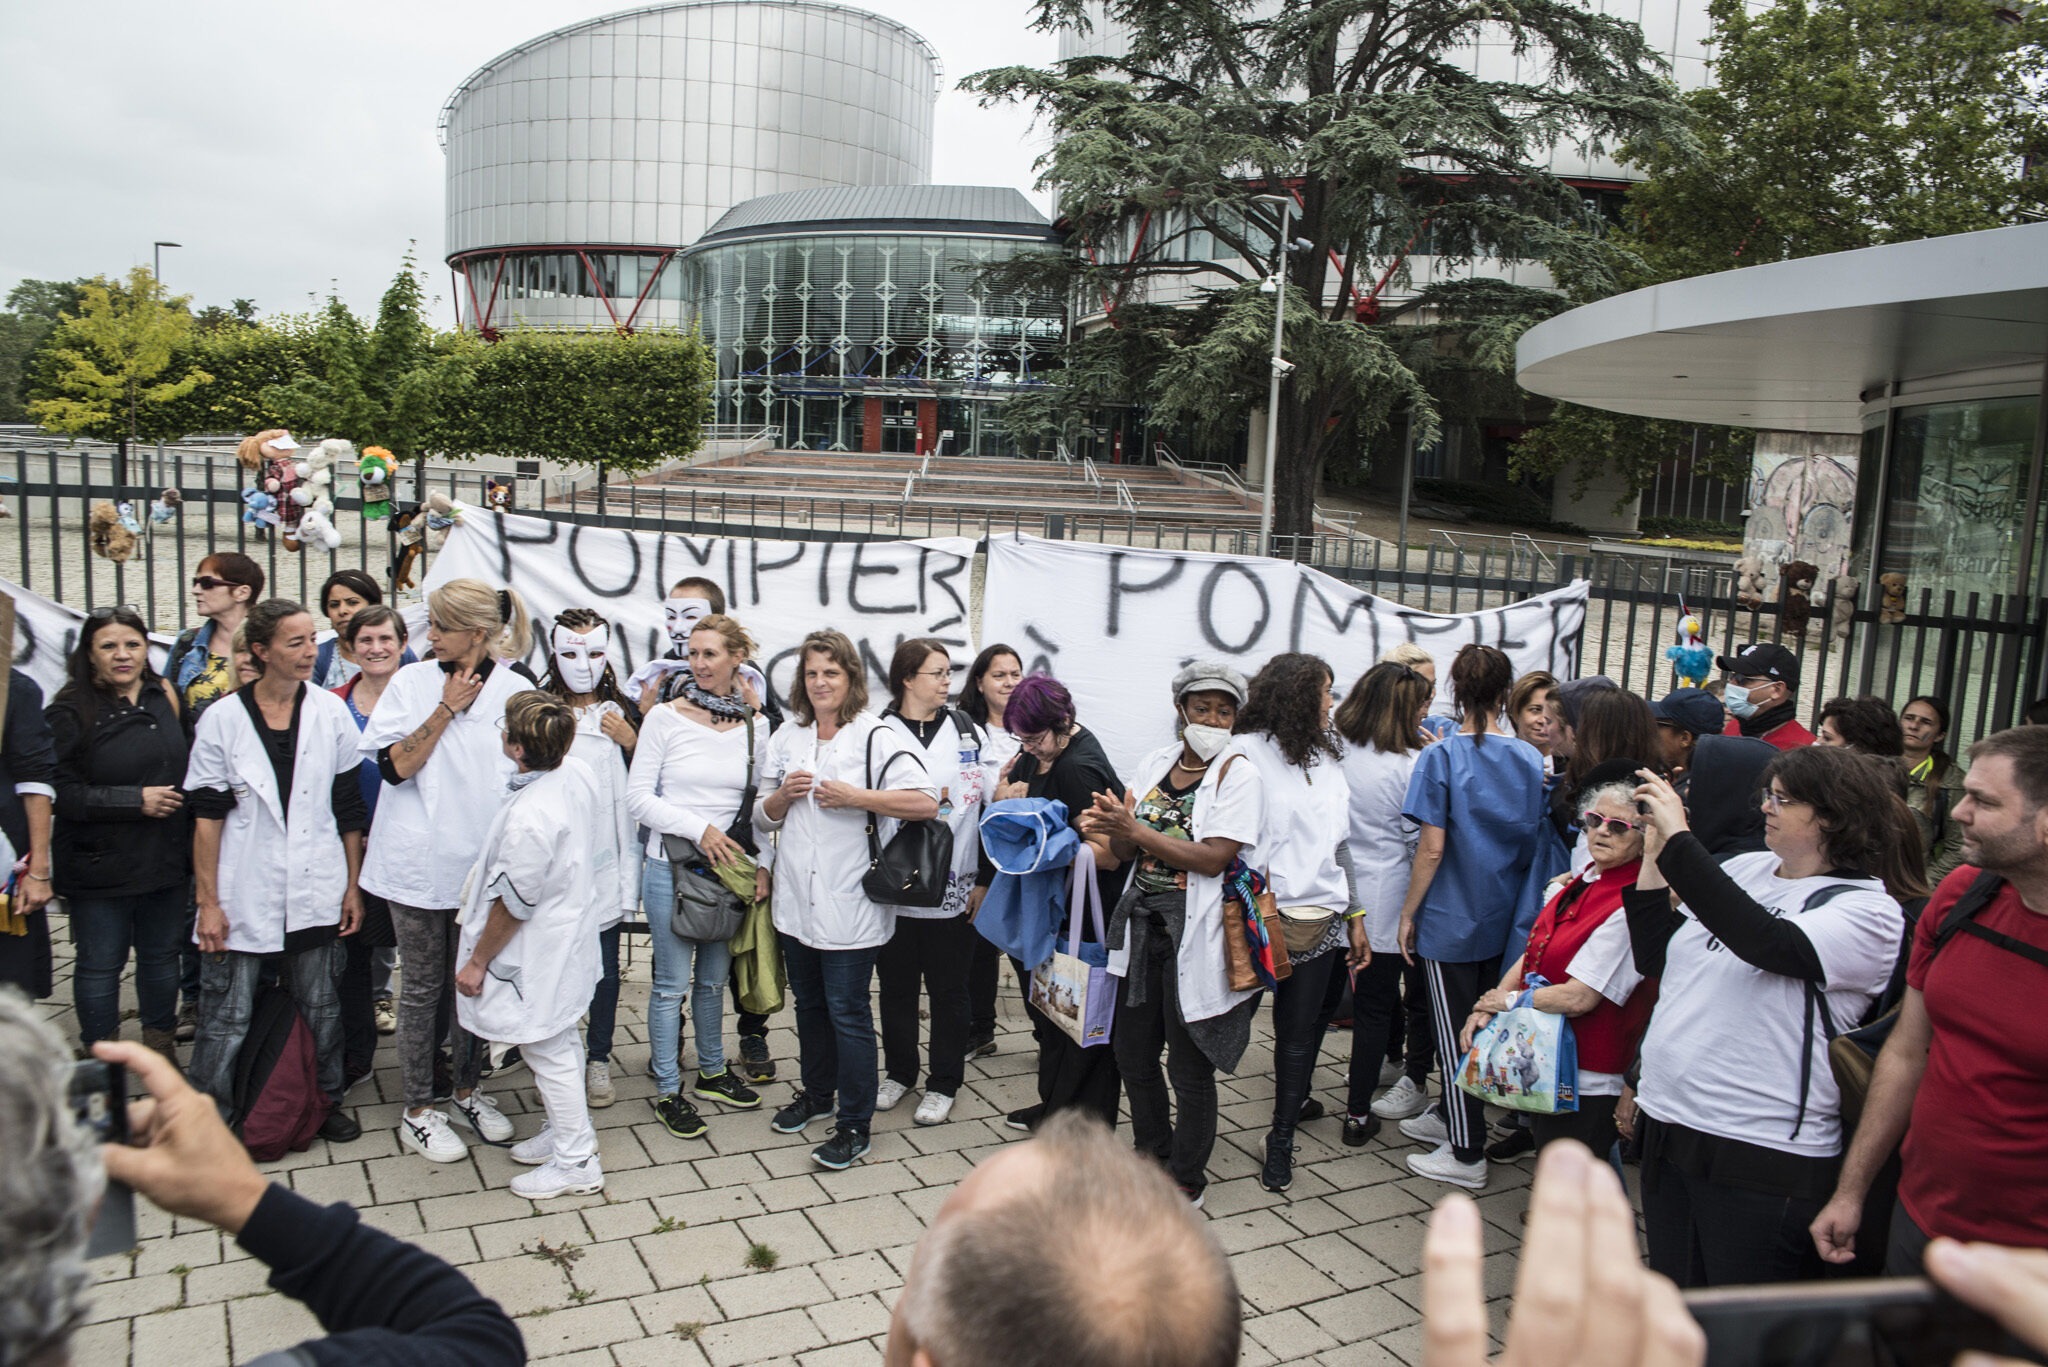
xmin=860 ymin=726 xmax=952 ymax=907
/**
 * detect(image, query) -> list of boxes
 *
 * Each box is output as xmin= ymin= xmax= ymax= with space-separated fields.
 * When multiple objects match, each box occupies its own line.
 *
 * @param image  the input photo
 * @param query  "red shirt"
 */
xmin=1720 ymin=716 xmax=1815 ymax=750
xmin=1899 ymin=867 xmax=2048 ymax=1246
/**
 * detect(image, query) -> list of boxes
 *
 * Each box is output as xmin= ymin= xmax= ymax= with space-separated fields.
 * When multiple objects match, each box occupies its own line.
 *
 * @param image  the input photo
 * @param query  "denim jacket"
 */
xmin=973 ymin=798 xmax=1079 ymax=969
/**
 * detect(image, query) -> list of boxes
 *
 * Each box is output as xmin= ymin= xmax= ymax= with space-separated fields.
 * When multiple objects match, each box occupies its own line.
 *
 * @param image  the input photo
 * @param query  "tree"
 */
xmin=966 ymin=0 xmax=1689 ymax=542
xmin=0 ymin=278 xmax=93 ymax=423
xmin=156 ymin=317 xmax=320 ymax=437
xmin=25 ymin=267 xmax=211 ymax=480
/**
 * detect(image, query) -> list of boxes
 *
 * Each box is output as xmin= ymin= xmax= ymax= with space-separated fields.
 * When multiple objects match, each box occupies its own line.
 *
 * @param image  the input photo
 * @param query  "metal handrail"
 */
xmin=1080 ymin=456 xmax=1101 ymax=490
xmin=1168 ymin=456 xmax=1247 ymax=494
xmin=1114 ymin=479 xmax=1138 ymax=515
xmin=1053 ymin=440 xmax=1074 ymax=464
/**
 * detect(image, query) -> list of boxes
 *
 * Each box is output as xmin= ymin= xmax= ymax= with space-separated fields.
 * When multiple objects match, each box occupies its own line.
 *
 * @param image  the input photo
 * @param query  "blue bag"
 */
xmin=973 ymin=798 xmax=1079 ymax=969
xmin=1454 ymin=975 xmax=1580 ymax=1115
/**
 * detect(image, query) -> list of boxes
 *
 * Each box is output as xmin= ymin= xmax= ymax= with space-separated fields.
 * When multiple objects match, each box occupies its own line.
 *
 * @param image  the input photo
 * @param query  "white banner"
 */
xmin=4 ymin=576 xmax=175 ymax=701
xmin=424 ymin=508 xmax=978 ymax=703
xmin=981 ymin=535 xmax=1589 ymax=776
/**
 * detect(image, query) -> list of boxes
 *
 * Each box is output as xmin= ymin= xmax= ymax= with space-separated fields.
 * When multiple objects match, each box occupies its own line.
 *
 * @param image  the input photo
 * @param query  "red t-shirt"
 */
xmin=1898 ymin=866 xmax=2048 ymax=1246
xmin=1720 ymin=716 xmax=1816 ymax=750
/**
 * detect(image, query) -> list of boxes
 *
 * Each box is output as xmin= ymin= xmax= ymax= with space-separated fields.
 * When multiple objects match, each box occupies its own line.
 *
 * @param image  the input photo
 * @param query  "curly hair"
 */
xmin=539 ymin=607 xmax=632 ymax=711
xmin=1765 ymin=746 xmax=1928 ymax=901
xmin=1237 ymin=653 xmax=1338 ymax=769
xmin=1819 ymin=696 xmax=1905 ymax=757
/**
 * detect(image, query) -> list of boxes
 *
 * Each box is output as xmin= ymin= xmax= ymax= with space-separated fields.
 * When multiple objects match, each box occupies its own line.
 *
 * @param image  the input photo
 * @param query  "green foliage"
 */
xmin=25 ymin=267 xmax=211 ymax=452
xmin=1510 ymin=402 xmax=1753 ymax=511
xmin=743 ymin=1242 xmax=779 ymax=1272
xmin=1640 ymin=514 xmax=1743 ymax=540
xmin=158 ymin=317 xmax=320 ymax=435
xmin=967 ymin=0 xmax=1690 ymax=541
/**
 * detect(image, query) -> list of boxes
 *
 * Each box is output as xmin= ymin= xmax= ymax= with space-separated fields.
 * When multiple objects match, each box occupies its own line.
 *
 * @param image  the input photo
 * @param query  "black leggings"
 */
xmin=1424 ymin=955 xmax=1501 ymax=1161
xmin=1531 ymin=1094 xmax=1621 ymax=1157
xmin=1347 ymin=951 xmax=1405 ymax=1115
xmin=1271 ymin=949 xmax=1347 ymax=1135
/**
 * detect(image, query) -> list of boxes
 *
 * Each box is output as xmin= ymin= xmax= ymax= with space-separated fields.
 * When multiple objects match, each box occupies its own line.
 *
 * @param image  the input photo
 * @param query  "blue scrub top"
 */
xmin=1402 ymin=732 xmax=1549 ymax=963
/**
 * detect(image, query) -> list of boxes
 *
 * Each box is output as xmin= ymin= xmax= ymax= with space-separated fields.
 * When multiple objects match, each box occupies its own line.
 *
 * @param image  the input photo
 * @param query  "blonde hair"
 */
xmin=689 ymin=613 xmax=756 ymax=663
xmin=1378 ymin=643 xmax=1435 ymax=670
xmin=502 ymin=690 xmax=575 ymax=770
xmin=428 ymin=578 xmax=532 ymax=660
xmin=236 ymin=429 xmax=289 ymax=470
xmin=788 ymin=629 xmax=868 ymax=727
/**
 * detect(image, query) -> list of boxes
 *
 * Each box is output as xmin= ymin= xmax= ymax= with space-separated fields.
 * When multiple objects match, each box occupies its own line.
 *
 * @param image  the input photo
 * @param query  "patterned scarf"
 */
xmin=680 ymin=674 xmax=751 ymax=721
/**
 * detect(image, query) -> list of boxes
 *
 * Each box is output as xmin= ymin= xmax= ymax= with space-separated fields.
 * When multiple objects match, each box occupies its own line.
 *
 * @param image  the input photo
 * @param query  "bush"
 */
xmin=1412 ymin=478 xmax=1570 ymax=531
xmin=1639 ymin=514 xmax=1744 ymax=541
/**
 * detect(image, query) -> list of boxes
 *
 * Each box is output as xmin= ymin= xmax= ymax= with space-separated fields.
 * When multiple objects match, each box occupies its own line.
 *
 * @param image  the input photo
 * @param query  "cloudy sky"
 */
xmin=0 ymin=1 xmax=1059 ymax=327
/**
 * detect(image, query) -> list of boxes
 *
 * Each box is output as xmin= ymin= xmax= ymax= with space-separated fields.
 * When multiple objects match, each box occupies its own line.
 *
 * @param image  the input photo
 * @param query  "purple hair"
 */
xmin=1005 ymin=674 xmax=1075 ymax=737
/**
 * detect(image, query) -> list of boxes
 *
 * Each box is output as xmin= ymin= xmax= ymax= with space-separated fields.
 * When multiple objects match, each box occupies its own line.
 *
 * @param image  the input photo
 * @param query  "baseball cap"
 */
xmin=1555 ymin=675 xmax=1619 ymax=729
xmin=1651 ymin=687 xmax=1725 ymax=737
xmin=1172 ymin=661 xmax=1247 ymax=706
xmin=1716 ymin=642 xmax=1801 ymax=691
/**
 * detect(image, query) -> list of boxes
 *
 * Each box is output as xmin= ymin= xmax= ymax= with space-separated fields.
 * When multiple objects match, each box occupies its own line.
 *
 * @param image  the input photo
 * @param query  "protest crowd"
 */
xmin=4 ymin=550 xmax=2047 ymax=1366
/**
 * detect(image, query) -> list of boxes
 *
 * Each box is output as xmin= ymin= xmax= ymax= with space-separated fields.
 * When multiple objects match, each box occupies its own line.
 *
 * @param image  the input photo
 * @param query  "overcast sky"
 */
xmin=0 ymin=1 xmax=1058 ymax=328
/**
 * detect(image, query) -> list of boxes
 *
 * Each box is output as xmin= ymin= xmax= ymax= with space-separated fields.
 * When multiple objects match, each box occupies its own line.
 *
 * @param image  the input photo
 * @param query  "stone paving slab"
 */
xmin=32 ymin=921 xmax=1579 ymax=1365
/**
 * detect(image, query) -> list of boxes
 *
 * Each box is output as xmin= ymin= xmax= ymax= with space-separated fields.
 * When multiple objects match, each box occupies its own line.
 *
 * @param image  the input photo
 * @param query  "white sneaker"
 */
xmin=913 ymin=1091 xmax=955 ymax=1126
xmin=586 ymin=1061 xmax=615 ymax=1109
xmin=1407 ymin=1142 xmax=1488 ymax=1190
xmin=510 ymin=1157 xmax=605 ymax=1200
xmin=510 ymin=1124 xmax=555 ymax=1166
xmin=875 ymin=1078 xmax=909 ymax=1112
xmin=1379 ymin=1058 xmax=1405 ymax=1087
xmin=455 ymin=1091 xmax=515 ymax=1142
xmin=1371 ymin=1075 xmax=1430 ymax=1120
xmin=1399 ymin=1106 xmax=1451 ymax=1147
xmin=398 ymin=1109 xmax=467 ymax=1163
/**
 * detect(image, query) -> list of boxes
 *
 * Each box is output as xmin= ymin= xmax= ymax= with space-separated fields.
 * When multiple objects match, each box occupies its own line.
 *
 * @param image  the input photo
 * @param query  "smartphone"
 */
xmin=69 ymin=1060 xmax=137 ymax=1257
xmin=1685 ymin=1278 xmax=2040 ymax=1367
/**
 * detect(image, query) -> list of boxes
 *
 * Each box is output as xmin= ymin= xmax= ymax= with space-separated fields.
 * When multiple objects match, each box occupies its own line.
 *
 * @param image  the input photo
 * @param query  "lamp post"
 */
xmin=149 ymin=242 xmax=181 ymax=489
xmin=1251 ymin=195 xmax=1293 ymax=558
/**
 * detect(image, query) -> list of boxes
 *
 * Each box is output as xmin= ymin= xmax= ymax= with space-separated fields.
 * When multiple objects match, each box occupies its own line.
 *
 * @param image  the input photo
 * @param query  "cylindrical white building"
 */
xmin=440 ymin=0 xmax=940 ymax=332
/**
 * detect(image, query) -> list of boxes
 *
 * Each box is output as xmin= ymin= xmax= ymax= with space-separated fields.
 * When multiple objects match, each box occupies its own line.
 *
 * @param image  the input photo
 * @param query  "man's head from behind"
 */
xmin=1958 ymin=726 xmax=2048 ymax=875
xmin=0 ymin=990 xmax=102 ymax=1367
xmin=888 ymin=1111 xmax=1240 ymax=1367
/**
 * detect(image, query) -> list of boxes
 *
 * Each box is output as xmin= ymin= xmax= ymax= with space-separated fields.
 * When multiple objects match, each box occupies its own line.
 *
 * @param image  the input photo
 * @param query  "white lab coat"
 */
xmin=569 ymin=700 xmax=636 ymax=926
xmin=358 ymin=660 xmax=525 ymax=909
xmin=455 ymin=758 xmax=606 ymax=1045
xmin=1105 ymin=741 xmax=1264 ymax=1026
xmin=881 ymin=709 xmax=987 ymax=919
xmin=754 ymin=712 xmax=937 ymax=951
xmin=183 ymin=687 xmax=361 ymax=954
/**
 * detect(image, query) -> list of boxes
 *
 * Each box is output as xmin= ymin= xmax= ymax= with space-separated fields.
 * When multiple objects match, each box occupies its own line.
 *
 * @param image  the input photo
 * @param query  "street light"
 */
xmin=1250 ymin=194 xmax=1293 ymax=558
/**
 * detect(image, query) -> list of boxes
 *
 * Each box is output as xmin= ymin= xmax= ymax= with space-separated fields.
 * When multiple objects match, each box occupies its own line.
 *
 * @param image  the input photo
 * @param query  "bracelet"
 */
xmin=23 ymin=872 xmax=49 ymax=883
xmin=435 ymin=702 xmax=456 ymax=720
xmin=1343 ymin=907 xmax=1369 ymax=920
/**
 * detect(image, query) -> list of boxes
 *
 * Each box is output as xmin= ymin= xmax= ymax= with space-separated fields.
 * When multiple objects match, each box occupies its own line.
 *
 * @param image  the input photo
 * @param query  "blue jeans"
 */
xmin=780 ymin=932 xmax=881 ymax=1134
xmin=587 ymin=925 xmax=622 ymax=1064
xmin=69 ymin=886 xmax=187 ymax=1045
xmin=188 ymin=940 xmax=346 ymax=1112
xmin=644 ymin=858 xmax=733 ymax=1094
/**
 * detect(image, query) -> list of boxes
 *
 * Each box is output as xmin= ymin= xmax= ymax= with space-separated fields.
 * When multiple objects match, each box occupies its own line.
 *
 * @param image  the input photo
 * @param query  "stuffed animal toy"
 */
xmin=1830 ymin=575 xmax=1860 ymax=640
xmin=88 ymin=501 xmax=137 ymax=563
xmin=485 ymin=478 xmax=513 ymax=512
xmin=149 ymin=488 xmax=181 ymax=525
xmin=1665 ymin=605 xmax=1714 ymax=687
xmin=391 ymin=492 xmax=463 ymax=591
xmin=1879 ymin=572 xmax=1909 ymax=625
xmin=237 ymin=429 xmax=304 ymax=536
xmin=1779 ymin=560 xmax=1820 ymax=640
xmin=241 ymin=488 xmax=279 ymax=527
xmin=358 ymin=446 xmax=394 ymax=520
xmin=296 ymin=505 xmax=342 ymax=552
xmin=116 ymin=502 xmax=143 ymax=537
xmin=420 ymin=490 xmax=460 ymax=550
xmin=1734 ymin=556 xmax=1768 ymax=611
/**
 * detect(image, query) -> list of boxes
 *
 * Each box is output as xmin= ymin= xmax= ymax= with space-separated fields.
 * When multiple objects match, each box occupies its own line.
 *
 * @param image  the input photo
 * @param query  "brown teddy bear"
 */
xmin=89 ymin=501 xmax=138 ymax=563
xmin=1830 ymin=575 xmax=1860 ymax=640
xmin=1778 ymin=560 xmax=1819 ymax=640
xmin=1734 ymin=555 xmax=1768 ymax=611
xmin=1879 ymin=572 xmax=1909 ymax=625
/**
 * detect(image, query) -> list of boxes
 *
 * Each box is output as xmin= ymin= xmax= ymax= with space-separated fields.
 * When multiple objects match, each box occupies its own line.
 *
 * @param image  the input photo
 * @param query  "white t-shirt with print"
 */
xmin=1635 ymin=852 xmax=1903 ymax=1156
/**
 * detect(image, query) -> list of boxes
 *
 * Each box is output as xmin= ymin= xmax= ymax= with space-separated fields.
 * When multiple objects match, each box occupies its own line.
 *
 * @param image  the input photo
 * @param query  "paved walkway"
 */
xmin=45 ymin=930 xmax=1540 ymax=1366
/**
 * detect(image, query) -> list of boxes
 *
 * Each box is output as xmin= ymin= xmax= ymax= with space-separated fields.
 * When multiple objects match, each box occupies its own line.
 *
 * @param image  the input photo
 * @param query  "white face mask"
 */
xmin=551 ymin=625 xmax=610 ymax=695
xmin=664 ymin=597 xmax=713 ymax=647
xmin=1182 ymin=722 xmax=1233 ymax=762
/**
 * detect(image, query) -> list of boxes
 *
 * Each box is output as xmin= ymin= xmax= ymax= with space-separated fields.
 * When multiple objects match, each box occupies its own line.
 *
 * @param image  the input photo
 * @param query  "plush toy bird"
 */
xmin=1665 ymin=605 xmax=1713 ymax=688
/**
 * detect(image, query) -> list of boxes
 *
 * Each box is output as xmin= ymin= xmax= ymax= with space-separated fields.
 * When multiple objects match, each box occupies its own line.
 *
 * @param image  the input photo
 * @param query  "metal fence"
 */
xmin=6 ymin=444 xmax=2039 ymax=746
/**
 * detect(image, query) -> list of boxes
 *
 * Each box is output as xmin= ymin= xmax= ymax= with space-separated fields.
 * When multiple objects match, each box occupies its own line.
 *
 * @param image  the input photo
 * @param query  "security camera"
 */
xmin=1272 ymin=357 xmax=1296 ymax=377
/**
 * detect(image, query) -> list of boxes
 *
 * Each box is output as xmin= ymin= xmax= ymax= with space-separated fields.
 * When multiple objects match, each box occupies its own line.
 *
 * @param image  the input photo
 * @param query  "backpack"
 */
xmin=231 ymin=984 xmax=332 ymax=1161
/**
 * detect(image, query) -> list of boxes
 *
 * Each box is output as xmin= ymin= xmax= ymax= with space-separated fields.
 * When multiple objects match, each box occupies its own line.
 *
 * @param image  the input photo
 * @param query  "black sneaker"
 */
xmin=1004 ymin=1103 xmax=1044 ymax=1133
xmin=1486 ymin=1126 xmax=1537 ymax=1162
xmin=771 ymin=1090 xmax=834 ymax=1134
xmin=319 ymin=1109 xmax=362 ymax=1143
xmin=965 ymin=1030 xmax=998 ymax=1059
xmin=653 ymin=1092 xmax=708 ymax=1140
xmin=1261 ymin=1132 xmax=1297 ymax=1192
xmin=738 ymin=1034 xmax=777 ymax=1083
xmin=1298 ymin=1098 xmax=1326 ymax=1124
xmin=811 ymin=1126 xmax=871 ymax=1171
xmin=1342 ymin=1113 xmax=1381 ymax=1148
xmin=694 ymin=1069 xmax=761 ymax=1109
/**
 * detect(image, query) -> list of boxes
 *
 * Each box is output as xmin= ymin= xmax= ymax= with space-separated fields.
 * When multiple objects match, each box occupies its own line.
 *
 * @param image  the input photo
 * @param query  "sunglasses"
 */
xmin=1580 ymin=811 xmax=1644 ymax=836
xmin=192 ymin=575 xmax=234 ymax=591
xmin=85 ymin=604 xmax=145 ymax=623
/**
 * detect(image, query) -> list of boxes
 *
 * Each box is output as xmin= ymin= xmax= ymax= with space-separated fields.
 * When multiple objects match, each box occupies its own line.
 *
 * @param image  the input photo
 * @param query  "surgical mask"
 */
xmin=1724 ymin=683 xmax=1758 ymax=719
xmin=1182 ymin=723 xmax=1233 ymax=761
xmin=551 ymin=625 xmax=609 ymax=695
xmin=664 ymin=597 xmax=712 ymax=647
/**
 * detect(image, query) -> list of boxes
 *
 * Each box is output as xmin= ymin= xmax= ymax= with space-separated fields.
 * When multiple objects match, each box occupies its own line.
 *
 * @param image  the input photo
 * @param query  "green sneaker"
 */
xmin=653 ymin=1091 xmax=707 ymax=1140
xmin=694 ymin=1069 xmax=761 ymax=1110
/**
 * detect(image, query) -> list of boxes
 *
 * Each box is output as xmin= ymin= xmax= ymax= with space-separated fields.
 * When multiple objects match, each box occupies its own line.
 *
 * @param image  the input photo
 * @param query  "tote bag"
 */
xmin=1029 ymin=845 xmax=1115 ymax=1049
xmin=1453 ymin=976 xmax=1579 ymax=1115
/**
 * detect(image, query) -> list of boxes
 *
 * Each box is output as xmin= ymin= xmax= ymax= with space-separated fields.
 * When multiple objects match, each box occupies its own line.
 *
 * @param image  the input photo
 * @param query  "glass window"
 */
xmin=1882 ymin=395 xmax=2042 ymax=603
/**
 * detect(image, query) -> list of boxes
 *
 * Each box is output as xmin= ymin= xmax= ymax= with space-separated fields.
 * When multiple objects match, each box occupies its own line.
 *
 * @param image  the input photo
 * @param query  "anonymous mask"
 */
xmin=551 ymin=623 xmax=611 ymax=695
xmin=664 ymin=596 xmax=713 ymax=648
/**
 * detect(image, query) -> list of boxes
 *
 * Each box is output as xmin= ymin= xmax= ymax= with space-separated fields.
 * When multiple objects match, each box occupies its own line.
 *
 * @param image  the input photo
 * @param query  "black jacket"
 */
xmin=1683 ymin=734 xmax=1778 ymax=856
xmin=46 ymin=683 xmax=190 ymax=898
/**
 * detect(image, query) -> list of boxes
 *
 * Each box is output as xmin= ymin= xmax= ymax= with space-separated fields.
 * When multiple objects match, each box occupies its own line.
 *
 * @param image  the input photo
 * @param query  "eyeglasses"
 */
xmin=191 ymin=575 xmax=233 ymax=591
xmin=1580 ymin=812 xmax=1644 ymax=836
xmin=85 ymin=604 xmax=144 ymax=621
xmin=1731 ymin=674 xmax=1776 ymax=689
xmin=915 ymin=667 xmax=952 ymax=680
xmin=1761 ymin=788 xmax=1809 ymax=812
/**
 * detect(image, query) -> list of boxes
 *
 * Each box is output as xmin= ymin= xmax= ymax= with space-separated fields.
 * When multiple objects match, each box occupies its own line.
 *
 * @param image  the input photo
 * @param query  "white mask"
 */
xmin=551 ymin=624 xmax=610 ymax=695
xmin=1182 ymin=723 xmax=1233 ymax=762
xmin=664 ymin=596 xmax=713 ymax=647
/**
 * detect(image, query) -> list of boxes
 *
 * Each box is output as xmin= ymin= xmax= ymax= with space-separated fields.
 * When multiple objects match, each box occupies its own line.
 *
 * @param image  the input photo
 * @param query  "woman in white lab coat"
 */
xmin=455 ymin=691 xmax=608 ymax=1200
xmin=536 ymin=607 xmax=639 ymax=1110
xmin=184 ymin=599 xmax=368 ymax=1140
xmin=359 ymin=577 xmax=537 ymax=1164
xmin=755 ymin=629 xmax=937 ymax=1173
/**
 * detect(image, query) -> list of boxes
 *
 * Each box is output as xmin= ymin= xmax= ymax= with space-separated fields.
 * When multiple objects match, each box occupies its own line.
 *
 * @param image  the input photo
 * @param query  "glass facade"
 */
xmin=683 ymin=232 xmax=1065 ymax=456
xmin=1874 ymin=394 xmax=2044 ymax=605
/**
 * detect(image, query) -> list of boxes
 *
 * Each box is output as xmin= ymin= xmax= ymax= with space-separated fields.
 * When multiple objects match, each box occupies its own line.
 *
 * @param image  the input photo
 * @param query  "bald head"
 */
xmin=888 ymin=1111 xmax=1240 ymax=1367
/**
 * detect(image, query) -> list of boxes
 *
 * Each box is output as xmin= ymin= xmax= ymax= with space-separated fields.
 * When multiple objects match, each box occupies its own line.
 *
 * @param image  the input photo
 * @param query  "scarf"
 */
xmin=680 ymin=675 xmax=752 ymax=721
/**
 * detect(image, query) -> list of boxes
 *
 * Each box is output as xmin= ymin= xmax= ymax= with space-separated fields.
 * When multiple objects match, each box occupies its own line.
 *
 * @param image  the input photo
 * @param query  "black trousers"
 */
xmin=1402 ymin=961 xmax=1437 ymax=1081
xmin=1424 ymin=955 xmax=1501 ymax=1160
xmin=1013 ymin=953 xmax=1121 ymax=1126
xmin=1884 ymin=1198 xmax=1932 ymax=1278
xmin=1532 ymin=1094 xmax=1622 ymax=1157
xmin=1112 ymin=930 xmax=1219 ymax=1194
xmin=1271 ymin=949 xmax=1347 ymax=1135
xmin=968 ymin=935 xmax=1004 ymax=1039
xmin=338 ymin=892 xmax=396 ymax=1077
xmin=877 ymin=912 xmax=973 ymax=1097
xmin=1640 ymin=1124 xmax=1827 ymax=1288
xmin=1347 ymin=951 xmax=1406 ymax=1115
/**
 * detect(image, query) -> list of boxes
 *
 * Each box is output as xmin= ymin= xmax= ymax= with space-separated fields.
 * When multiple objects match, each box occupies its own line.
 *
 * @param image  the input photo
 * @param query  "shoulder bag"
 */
xmin=662 ymin=710 xmax=760 ymax=941
xmin=1212 ymin=753 xmax=1290 ymax=992
xmin=861 ymin=725 xmax=952 ymax=907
